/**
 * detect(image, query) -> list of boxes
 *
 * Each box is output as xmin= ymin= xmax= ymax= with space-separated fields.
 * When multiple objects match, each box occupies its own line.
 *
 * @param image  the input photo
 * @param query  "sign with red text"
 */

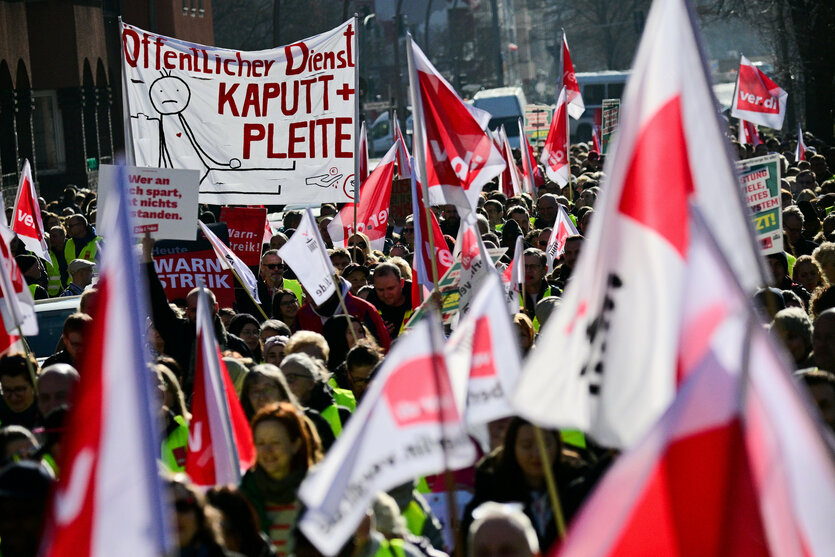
xmin=99 ymin=164 xmax=199 ymax=240
xmin=219 ymin=207 xmax=267 ymax=266
xmin=120 ymin=19 xmax=357 ymax=205
xmin=152 ymin=224 xmax=235 ymax=307
xmin=736 ymin=154 xmax=782 ymax=255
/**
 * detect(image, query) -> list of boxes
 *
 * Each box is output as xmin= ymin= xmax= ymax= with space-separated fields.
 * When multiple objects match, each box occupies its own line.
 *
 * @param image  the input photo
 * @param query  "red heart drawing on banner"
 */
xmin=176 ymin=133 xmax=182 ymax=138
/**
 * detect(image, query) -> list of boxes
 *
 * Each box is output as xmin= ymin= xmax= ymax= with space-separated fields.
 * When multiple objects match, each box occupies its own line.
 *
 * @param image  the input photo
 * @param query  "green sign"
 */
xmin=736 ymin=154 xmax=782 ymax=255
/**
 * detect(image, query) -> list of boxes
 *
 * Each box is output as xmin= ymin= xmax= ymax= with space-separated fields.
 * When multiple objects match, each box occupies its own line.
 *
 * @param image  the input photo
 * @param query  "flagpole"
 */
xmin=406 ymin=34 xmax=441 ymax=288
xmin=533 ymin=426 xmax=567 ymax=539
xmin=353 ymin=14 xmax=360 ymax=237
xmin=332 ymin=273 xmax=360 ymax=346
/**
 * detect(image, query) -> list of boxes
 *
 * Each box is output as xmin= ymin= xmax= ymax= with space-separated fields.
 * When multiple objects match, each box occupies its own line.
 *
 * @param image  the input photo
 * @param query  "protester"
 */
xmin=206 ymin=485 xmax=278 ymax=557
xmin=59 ymin=259 xmax=95 ymax=297
xmin=468 ymin=502 xmax=540 ymax=557
xmin=271 ymin=289 xmax=301 ymax=329
xmin=0 ymin=461 xmax=53 ymax=557
xmin=0 ymin=354 xmax=39 ymax=429
xmin=366 ymin=263 xmax=414 ymax=340
xmin=168 ymin=474 xmax=233 ymax=557
xmin=35 ymin=364 xmax=78 ymax=418
xmin=229 ymin=313 xmax=263 ymax=360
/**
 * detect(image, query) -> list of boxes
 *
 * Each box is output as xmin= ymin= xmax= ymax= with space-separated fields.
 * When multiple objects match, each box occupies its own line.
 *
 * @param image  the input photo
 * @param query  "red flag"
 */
xmin=592 ymin=124 xmax=602 ymax=154
xmin=0 ymin=221 xmax=37 ymax=335
xmin=393 ymin=113 xmax=412 ymax=180
xmin=12 ymin=160 xmax=49 ymax=261
xmin=39 ymin=164 xmax=173 ymax=557
xmin=187 ymin=287 xmax=256 ymax=486
xmin=358 ymin=120 xmax=369 ymax=184
xmin=407 ymin=37 xmax=505 ymax=212
xmin=561 ymin=32 xmax=585 ymax=119
xmin=795 ymin=125 xmax=806 ymax=162
xmin=541 ymin=87 xmax=569 ymax=186
xmin=499 ymin=126 xmax=524 ymax=197
xmin=739 ymin=119 xmax=762 ymax=147
xmin=545 ymin=204 xmax=579 ymax=273
xmin=557 ymin=212 xmax=835 ymax=557
xmin=731 ymin=55 xmax=788 ymax=130
xmin=519 ymin=118 xmax=542 ymax=192
xmin=410 ymin=164 xmax=453 ymax=288
xmin=328 ymin=143 xmax=397 ymax=252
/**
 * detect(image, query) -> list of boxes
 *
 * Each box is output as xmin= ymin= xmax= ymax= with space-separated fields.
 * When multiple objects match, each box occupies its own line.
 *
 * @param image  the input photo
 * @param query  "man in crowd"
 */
xmin=534 ymin=194 xmax=558 ymax=229
xmin=367 ymin=263 xmax=414 ymax=340
xmin=237 ymin=249 xmax=302 ymax=321
xmin=0 ymin=354 xmax=39 ymax=428
xmin=43 ymin=312 xmax=92 ymax=368
xmin=64 ymin=214 xmax=102 ymax=262
xmin=15 ymin=255 xmax=48 ymax=300
xmin=553 ymin=235 xmax=584 ymax=290
xmin=522 ymin=248 xmax=558 ymax=326
xmin=783 ymin=206 xmax=818 ymax=256
xmin=59 ymin=259 xmax=95 ymax=297
xmin=36 ymin=364 xmax=79 ymax=418
xmin=45 ymin=225 xmax=68 ymax=296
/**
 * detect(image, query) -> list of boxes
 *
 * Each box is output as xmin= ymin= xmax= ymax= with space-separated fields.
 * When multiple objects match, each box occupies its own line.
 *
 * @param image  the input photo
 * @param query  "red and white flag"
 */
xmin=541 ymin=87 xmax=569 ymax=186
xmin=39 ymin=164 xmax=173 ymax=557
xmin=502 ymin=235 xmax=524 ymax=292
xmin=199 ymin=221 xmax=260 ymax=304
xmin=557 ymin=212 xmax=835 ymax=557
xmin=187 ymin=287 xmax=256 ymax=486
xmin=592 ymin=124 xmax=602 ymax=154
xmin=410 ymin=164 xmax=453 ymax=289
xmin=278 ymin=209 xmax=336 ymax=306
xmin=545 ymin=204 xmax=579 ymax=273
xmin=407 ymin=36 xmax=505 ymax=212
xmin=328 ymin=143 xmax=397 ymax=252
xmin=795 ymin=124 xmax=807 ymax=162
xmin=561 ymin=32 xmax=585 ymax=120
xmin=738 ymin=119 xmax=762 ymax=147
xmin=446 ymin=273 xmax=521 ymax=425
xmin=499 ymin=126 xmax=525 ymax=197
xmin=456 ymin=214 xmax=493 ymax=317
xmin=298 ymin=314 xmax=475 ymax=555
xmin=358 ymin=120 xmax=370 ymax=184
xmin=12 ymin=160 xmax=49 ymax=261
xmin=731 ymin=55 xmax=788 ymax=130
xmin=393 ymin=113 xmax=412 ymax=180
xmin=518 ymin=118 xmax=538 ymax=195
xmin=512 ymin=0 xmax=765 ymax=448
xmin=0 ymin=222 xmax=37 ymax=335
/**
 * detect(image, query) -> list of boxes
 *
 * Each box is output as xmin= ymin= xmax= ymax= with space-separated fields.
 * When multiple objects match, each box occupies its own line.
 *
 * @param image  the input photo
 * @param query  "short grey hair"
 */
xmin=468 ymin=502 xmax=539 ymax=557
xmin=771 ymin=307 xmax=813 ymax=348
xmin=279 ymin=353 xmax=330 ymax=383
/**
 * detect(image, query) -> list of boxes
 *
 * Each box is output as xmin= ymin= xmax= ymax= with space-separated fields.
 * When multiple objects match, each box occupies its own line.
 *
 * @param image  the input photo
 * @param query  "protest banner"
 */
xmin=152 ymin=223 xmax=235 ymax=307
xmin=219 ymin=207 xmax=268 ymax=266
xmin=99 ymin=164 xmax=199 ymax=240
xmin=601 ymin=99 xmax=620 ymax=155
xmin=120 ymin=19 xmax=357 ymax=205
xmin=389 ymin=178 xmax=413 ymax=225
xmin=524 ymin=104 xmax=552 ymax=143
xmin=736 ymin=154 xmax=783 ymax=255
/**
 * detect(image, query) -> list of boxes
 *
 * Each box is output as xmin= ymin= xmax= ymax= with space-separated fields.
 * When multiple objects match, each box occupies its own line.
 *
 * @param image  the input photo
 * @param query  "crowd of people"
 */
xmin=0 ymin=125 xmax=833 ymax=557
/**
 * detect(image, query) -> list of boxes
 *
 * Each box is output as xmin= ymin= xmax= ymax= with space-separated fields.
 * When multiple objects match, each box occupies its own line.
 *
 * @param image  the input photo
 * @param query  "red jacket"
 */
xmin=294 ymin=291 xmax=392 ymax=352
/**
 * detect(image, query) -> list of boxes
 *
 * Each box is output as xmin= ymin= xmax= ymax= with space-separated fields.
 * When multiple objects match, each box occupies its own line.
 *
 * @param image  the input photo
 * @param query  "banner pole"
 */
xmin=406 ymin=35 xmax=440 ymax=287
xmin=353 ymin=15 xmax=361 ymax=238
xmin=333 ymin=274 xmax=360 ymax=346
xmin=533 ymin=426 xmax=567 ymax=539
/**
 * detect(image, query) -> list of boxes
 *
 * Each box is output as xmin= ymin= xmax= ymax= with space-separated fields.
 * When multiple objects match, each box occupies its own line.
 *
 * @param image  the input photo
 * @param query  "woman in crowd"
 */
xmin=241 ymin=402 xmax=314 ymax=557
xmin=169 ymin=475 xmax=231 ymax=557
xmin=263 ymin=336 xmax=289 ymax=368
xmin=272 ymin=289 xmax=301 ymax=330
xmin=771 ymin=307 xmax=815 ymax=368
xmin=229 ymin=314 xmax=263 ymax=361
xmin=792 ymin=255 xmax=823 ymax=294
xmin=206 ymin=485 xmax=277 ymax=557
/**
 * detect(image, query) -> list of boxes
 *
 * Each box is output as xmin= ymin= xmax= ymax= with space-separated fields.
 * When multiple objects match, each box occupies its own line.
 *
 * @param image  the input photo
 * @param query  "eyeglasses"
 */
xmin=2 ymin=385 xmax=30 ymax=397
xmin=264 ymin=263 xmax=285 ymax=270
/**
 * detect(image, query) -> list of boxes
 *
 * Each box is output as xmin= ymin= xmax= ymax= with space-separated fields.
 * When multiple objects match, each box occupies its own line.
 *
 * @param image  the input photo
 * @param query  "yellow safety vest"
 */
xmin=283 ymin=278 xmax=303 ymax=303
xmin=402 ymin=500 xmax=427 ymax=538
xmin=64 ymin=236 xmax=102 ymax=263
xmin=320 ymin=404 xmax=343 ymax=437
xmin=520 ymin=286 xmax=553 ymax=331
xmin=161 ymin=415 xmax=189 ymax=472
xmin=331 ymin=384 xmax=357 ymax=411
xmin=45 ymin=251 xmax=63 ymax=297
xmin=375 ymin=539 xmax=407 ymax=557
xmin=560 ymin=429 xmax=587 ymax=449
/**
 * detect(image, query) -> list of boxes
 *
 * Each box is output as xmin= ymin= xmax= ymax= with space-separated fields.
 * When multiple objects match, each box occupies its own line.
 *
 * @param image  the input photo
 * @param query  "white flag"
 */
xmin=12 ymin=160 xmax=49 ymax=261
xmin=446 ymin=273 xmax=521 ymax=426
xmin=299 ymin=315 xmax=476 ymax=555
xmin=512 ymin=0 xmax=765 ymax=448
xmin=278 ymin=208 xmax=336 ymax=306
xmin=545 ymin=204 xmax=579 ymax=273
xmin=198 ymin=221 xmax=260 ymax=304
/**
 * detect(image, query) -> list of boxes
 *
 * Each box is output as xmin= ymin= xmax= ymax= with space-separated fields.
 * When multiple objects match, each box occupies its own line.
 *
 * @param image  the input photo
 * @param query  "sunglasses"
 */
xmin=264 ymin=263 xmax=285 ymax=270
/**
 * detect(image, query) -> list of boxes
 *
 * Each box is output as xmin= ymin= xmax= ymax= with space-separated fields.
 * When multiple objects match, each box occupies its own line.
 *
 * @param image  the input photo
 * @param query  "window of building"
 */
xmin=32 ymin=91 xmax=66 ymax=174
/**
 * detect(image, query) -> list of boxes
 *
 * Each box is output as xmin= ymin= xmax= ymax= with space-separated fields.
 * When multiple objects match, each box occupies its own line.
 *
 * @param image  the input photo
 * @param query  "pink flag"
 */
xmin=358 ymin=120 xmax=369 ymax=184
xmin=540 ymin=87 xmax=569 ymax=186
xmin=446 ymin=273 xmax=521 ymax=426
xmin=12 ymin=160 xmax=49 ymax=261
xmin=411 ymin=164 xmax=453 ymax=289
xmin=407 ymin=37 xmax=505 ymax=212
xmin=557 ymin=212 xmax=835 ymax=557
xmin=739 ymin=119 xmax=762 ymax=147
xmin=731 ymin=55 xmax=788 ymax=130
xmin=545 ymin=204 xmax=579 ymax=273
xmin=0 ymin=222 xmax=37 ymax=335
xmin=795 ymin=124 xmax=806 ymax=162
xmin=328 ymin=143 xmax=397 ymax=252
xmin=299 ymin=314 xmax=475 ymax=555
xmin=39 ymin=164 xmax=173 ymax=557
xmin=187 ymin=287 xmax=256 ymax=486
xmin=562 ymin=32 xmax=585 ymax=120
xmin=512 ymin=0 xmax=765 ymax=448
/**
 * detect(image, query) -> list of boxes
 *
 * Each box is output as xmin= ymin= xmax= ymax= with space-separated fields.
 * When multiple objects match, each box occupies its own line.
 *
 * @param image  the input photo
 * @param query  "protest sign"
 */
xmin=736 ymin=154 xmax=783 ymax=255
xmin=152 ymin=223 xmax=235 ymax=307
xmin=99 ymin=164 xmax=199 ymax=240
xmin=601 ymin=99 xmax=620 ymax=154
xmin=219 ymin=207 xmax=267 ymax=266
xmin=524 ymin=104 xmax=552 ymax=143
xmin=120 ymin=19 xmax=357 ymax=205
xmin=389 ymin=178 xmax=413 ymax=225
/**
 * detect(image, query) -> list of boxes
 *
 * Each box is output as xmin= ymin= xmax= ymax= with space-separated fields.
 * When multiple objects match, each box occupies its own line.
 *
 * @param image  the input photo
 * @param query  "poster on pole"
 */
xmin=736 ymin=154 xmax=783 ymax=255
xmin=120 ymin=19 xmax=357 ymax=205
xmin=99 ymin=164 xmax=199 ymax=240
xmin=219 ymin=207 xmax=268 ymax=266
xmin=601 ymin=99 xmax=620 ymax=155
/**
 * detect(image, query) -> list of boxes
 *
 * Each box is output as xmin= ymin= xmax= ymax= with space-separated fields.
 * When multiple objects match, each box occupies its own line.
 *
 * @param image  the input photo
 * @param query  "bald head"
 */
xmin=469 ymin=502 xmax=539 ymax=557
xmin=37 ymin=364 xmax=79 ymax=416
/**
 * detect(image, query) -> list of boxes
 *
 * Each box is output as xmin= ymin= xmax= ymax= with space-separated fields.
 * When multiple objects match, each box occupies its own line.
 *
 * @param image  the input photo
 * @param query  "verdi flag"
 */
xmin=545 ymin=204 xmax=580 ymax=273
xmin=278 ymin=208 xmax=336 ymax=305
xmin=541 ymin=87 xmax=569 ymax=186
xmin=298 ymin=314 xmax=475 ymax=555
xmin=12 ymin=159 xmax=49 ymax=261
xmin=512 ymin=0 xmax=765 ymax=448
xmin=731 ymin=55 xmax=788 ymax=130
xmin=0 ymin=221 xmax=37 ymax=336
xmin=561 ymin=32 xmax=585 ymax=120
xmin=795 ymin=125 xmax=806 ymax=162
